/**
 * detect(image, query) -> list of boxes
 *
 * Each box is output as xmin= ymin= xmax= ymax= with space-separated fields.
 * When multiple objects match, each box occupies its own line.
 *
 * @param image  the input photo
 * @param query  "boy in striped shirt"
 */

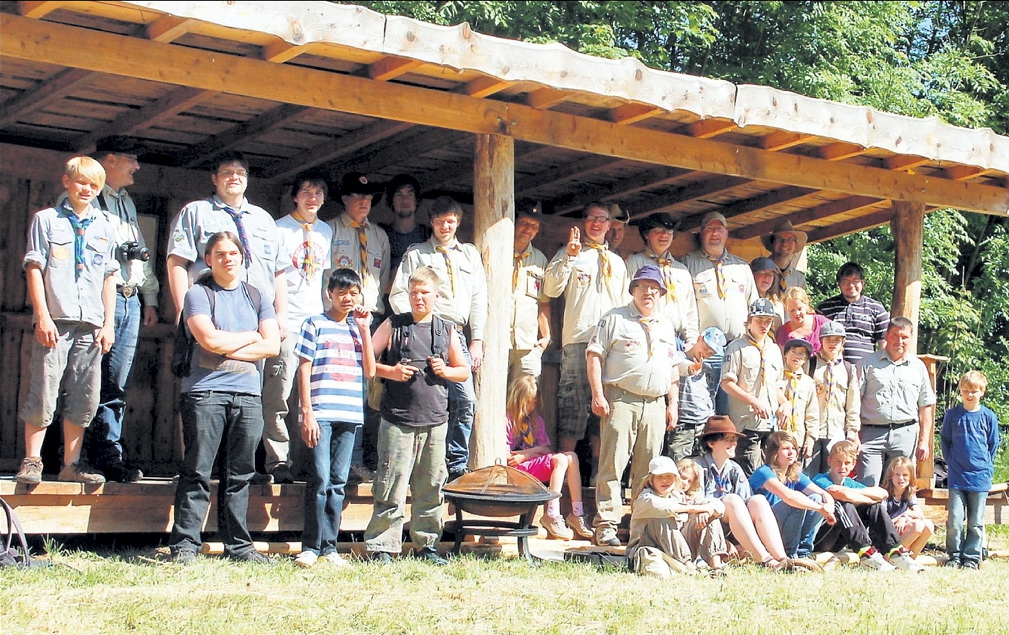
xmin=294 ymin=268 xmax=375 ymax=568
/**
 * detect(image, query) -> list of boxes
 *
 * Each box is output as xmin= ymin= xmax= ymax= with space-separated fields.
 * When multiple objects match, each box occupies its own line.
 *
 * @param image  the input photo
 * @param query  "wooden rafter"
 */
xmin=885 ymin=155 xmax=930 ymax=171
xmin=3 ymin=14 xmax=1006 ymax=215
xmin=0 ymin=68 xmax=94 ymax=128
xmin=635 ymin=175 xmax=751 ymax=218
xmin=319 ymin=129 xmax=468 ymax=184
xmin=807 ymin=208 xmax=897 ymax=242
xmin=17 ymin=1 xmax=63 ymax=18
xmin=514 ymin=155 xmax=620 ymax=194
xmin=736 ymin=196 xmax=884 ymax=240
xmin=172 ymin=103 xmax=308 ymax=168
xmin=263 ymin=119 xmax=414 ymax=181
xmin=552 ymin=166 xmax=693 ymax=215
xmin=525 ymin=88 xmax=572 ymax=110
xmin=817 ymin=142 xmax=867 ymax=161
xmin=262 ymin=41 xmax=307 ymax=64
xmin=145 ymin=15 xmax=194 ymax=42
xmin=944 ymin=165 xmax=995 ymax=181
xmin=367 ymin=56 xmax=422 ymax=81
xmin=72 ymin=87 xmax=210 ymax=152
xmin=684 ymin=119 xmax=737 ymax=139
xmin=456 ymin=77 xmax=515 ymax=98
xmin=608 ymin=103 xmax=663 ymax=125
xmin=760 ymin=131 xmax=814 ymax=152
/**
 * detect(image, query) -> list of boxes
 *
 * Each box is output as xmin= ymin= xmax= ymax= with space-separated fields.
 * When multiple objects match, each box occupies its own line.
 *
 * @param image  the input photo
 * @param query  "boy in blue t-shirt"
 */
xmin=811 ymin=440 xmax=923 ymax=571
xmin=940 ymin=370 xmax=1002 ymax=569
xmin=293 ymin=268 xmax=376 ymax=568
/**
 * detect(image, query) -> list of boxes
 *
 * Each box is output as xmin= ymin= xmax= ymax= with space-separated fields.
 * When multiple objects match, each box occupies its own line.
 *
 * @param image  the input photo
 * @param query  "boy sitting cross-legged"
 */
xmin=811 ymin=440 xmax=924 ymax=572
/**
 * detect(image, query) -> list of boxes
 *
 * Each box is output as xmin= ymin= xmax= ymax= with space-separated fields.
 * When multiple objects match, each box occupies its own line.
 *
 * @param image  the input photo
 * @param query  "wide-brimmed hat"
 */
xmin=516 ymin=199 xmax=544 ymax=221
xmin=699 ymin=415 xmax=745 ymax=440
xmin=609 ymin=203 xmax=630 ymax=224
xmin=648 ymin=456 xmax=679 ymax=476
xmin=635 ymin=212 xmax=676 ymax=240
xmin=629 ymin=264 xmax=667 ymax=296
xmin=95 ymin=136 xmax=147 ymax=157
xmin=761 ymin=220 xmax=808 ymax=253
xmin=340 ymin=172 xmax=384 ymax=201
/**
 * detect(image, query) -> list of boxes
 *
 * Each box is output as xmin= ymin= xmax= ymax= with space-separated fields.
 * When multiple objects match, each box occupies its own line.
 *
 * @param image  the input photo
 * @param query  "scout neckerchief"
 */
xmin=292 ymin=212 xmax=320 ymax=279
xmin=223 ymin=204 xmax=252 ymax=268
xmin=66 ymin=209 xmax=94 ymax=280
xmin=647 ymin=250 xmax=676 ymax=299
xmin=513 ymin=247 xmax=529 ymax=291
xmin=348 ymin=218 xmax=369 ymax=281
xmin=637 ymin=313 xmax=657 ymax=357
xmin=777 ymin=264 xmax=793 ymax=294
xmin=435 ymin=242 xmax=458 ymax=294
xmin=819 ymin=353 xmax=844 ymax=414
xmin=783 ymin=368 xmax=803 ymax=433
xmin=745 ymin=333 xmax=771 ymax=392
xmin=516 ymin=415 xmax=536 ymax=449
xmin=705 ymin=251 xmax=727 ymax=300
xmin=583 ymin=241 xmax=612 ymax=281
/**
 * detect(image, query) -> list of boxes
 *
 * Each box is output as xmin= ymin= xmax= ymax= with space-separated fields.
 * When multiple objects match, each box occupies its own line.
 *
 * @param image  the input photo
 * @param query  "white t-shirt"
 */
xmin=276 ymin=214 xmax=333 ymax=333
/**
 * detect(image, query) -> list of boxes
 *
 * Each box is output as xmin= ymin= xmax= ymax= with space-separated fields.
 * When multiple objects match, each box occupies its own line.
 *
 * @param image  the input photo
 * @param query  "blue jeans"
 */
xmin=772 ymin=493 xmax=825 ymax=558
xmin=703 ymin=350 xmax=729 ymax=416
xmin=170 ymin=391 xmax=263 ymax=557
xmin=86 ymin=292 xmax=141 ymax=467
xmin=445 ymin=337 xmax=475 ymax=474
xmin=946 ymin=488 xmax=987 ymax=565
xmin=302 ymin=421 xmax=357 ymax=555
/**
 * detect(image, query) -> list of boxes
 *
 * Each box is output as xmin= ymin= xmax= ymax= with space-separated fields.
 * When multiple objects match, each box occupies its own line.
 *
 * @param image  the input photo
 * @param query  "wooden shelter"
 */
xmin=2 ymin=1 xmax=1008 ymax=489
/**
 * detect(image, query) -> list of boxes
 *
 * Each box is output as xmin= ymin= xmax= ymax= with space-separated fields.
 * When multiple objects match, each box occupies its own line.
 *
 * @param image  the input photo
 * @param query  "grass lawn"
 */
xmin=3 ymin=532 xmax=1008 ymax=635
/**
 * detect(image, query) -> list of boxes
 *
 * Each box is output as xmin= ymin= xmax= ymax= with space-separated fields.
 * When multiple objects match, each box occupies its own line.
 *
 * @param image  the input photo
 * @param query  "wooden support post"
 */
xmin=917 ymin=354 xmax=948 ymax=489
xmin=890 ymin=200 xmax=931 ymax=486
xmin=471 ymin=134 xmax=514 ymax=468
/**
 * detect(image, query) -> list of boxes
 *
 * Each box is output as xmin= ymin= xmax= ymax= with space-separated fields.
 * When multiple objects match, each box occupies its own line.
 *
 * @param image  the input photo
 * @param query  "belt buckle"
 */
xmin=119 ymin=285 xmax=136 ymax=298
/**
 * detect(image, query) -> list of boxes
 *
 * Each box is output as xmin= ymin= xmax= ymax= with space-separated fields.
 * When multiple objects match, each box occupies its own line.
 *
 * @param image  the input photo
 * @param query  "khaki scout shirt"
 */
xmin=511 ymin=244 xmax=548 ymax=349
xmin=626 ymin=250 xmax=699 ymax=349
xmin=683 ymin=249 xmax=758 ymax=342
xmin=544 ymin=244 xmax=629 ymax=346
xmin=812 ymin=354 xmax=860 ymax=441
xmin=586 ymin=304 xmax=679 ymax=399
xmin=326 ymin=213 xmax=390 ymax=313
xmin=721 ymin=334 xmax=782 ymax=432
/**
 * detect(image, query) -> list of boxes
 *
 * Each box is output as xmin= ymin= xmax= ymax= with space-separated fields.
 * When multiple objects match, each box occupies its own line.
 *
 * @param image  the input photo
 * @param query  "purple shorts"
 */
xmin=515 ymin=454 xmax=554 ymax=482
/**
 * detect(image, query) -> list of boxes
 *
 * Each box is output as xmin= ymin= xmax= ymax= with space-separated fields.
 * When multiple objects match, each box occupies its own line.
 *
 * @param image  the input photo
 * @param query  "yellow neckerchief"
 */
xmin=704 ymin=250 xmax=727 ymax=300
xmin=646 ymin=250 xmax=676 ymax=298
xmin=583 ymin=241 xmax=612 ymax=280
xmin=783 ymin=367 xmax=804 ymax=432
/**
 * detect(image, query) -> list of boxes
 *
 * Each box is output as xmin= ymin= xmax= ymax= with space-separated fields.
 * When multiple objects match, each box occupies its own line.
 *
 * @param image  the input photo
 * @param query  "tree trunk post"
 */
xmin=890 ymin=200 xmax=931 ymax=486
xmin=471 ymin=134 xmax=514 ymax=468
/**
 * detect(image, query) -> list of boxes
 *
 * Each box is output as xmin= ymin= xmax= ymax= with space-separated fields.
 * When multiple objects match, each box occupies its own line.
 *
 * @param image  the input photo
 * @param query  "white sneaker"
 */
xmin=321 ymin=552 xmax=350 ymax=567
xmin=294 ymin=551 xmax=318 ymax=568
xmin=888 ymin=549 xmax=925 ymax=572
xmin=859 ymin=550 xmax=895 ymax=571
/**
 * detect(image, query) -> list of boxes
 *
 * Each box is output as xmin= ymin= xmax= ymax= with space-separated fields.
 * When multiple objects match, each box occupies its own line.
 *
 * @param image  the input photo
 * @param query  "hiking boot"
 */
xmin=294 ymin=551 xmax=318 ymax=568
xmin=321 ymin=552 xmax=350 ymax=567
xmin=172 ymin=549 xmax=197 ymax=565
xmin=103 ymin=463 xmax=143 ymax=483
xmin=230 ymin=550 xmax=270 ymax=564
xmin=15 ymin=457 xmax=43 ymax=484
xmin=888 ymin=548 xmax=924 ymax=572
xmin=349 ymin=464 xmax=373 ymax=484
xmin=250 ymin=472 xmax=273 ymax=485
xmin=540 ymin=514 xmax=574 ymax=540
xmin=566 ymin=513 xmax=593 ymax=539
xmin=415 ymin=547 xmax=448 ymax=566
xmin=270 ymin=464 xmax=295 ymax=485
xmin=447 ymin=467 xmax=469 ymax=483
xmin=859 ymin=549 xmax=895 ymax=571
xmin=58 ymin=463 xmax=106 ymax=484
xmin=593 ymin=527 xmax=621 ymax=547
xmin=371 ymin=551 xmax=394 ymax=564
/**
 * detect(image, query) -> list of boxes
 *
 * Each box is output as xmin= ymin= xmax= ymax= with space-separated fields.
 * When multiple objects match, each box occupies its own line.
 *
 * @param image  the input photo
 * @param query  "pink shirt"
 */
xmin=506 ymin=413 xmax=551 ymax=451
xmin=776 ymin=313 xmax=830 ymax=355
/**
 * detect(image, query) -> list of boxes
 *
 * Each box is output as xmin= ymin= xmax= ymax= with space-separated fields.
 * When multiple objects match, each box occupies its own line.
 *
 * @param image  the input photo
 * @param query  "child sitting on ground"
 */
xmin=693 ymin=416 xmax=791 ymax=571
xmin=882 ymin=456 xmax=934 ymax=557
xmin=677 ymin=458 xmax=730 ymax=576
xmin=811 ymin=441 xmax=923 ymax=571
xmin=749 ymin=431 xmax=835 ymax=560
xmin=666 ymin=327 xmax=726 ymax=461
xmin=627 ymin=456 xmax=725 ymax=578
xmin=940 ymin=370 xmax=1002 ymax=570
xmin=505 ymin=375 xmax=592 ymax=540
xmin=294 ymin=269 xmax=375 ymax=568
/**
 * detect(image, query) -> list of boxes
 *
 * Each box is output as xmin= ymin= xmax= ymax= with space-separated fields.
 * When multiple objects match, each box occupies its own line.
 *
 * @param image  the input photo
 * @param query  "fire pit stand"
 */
xmin=442 ymin=464 xmax=560 ymax=564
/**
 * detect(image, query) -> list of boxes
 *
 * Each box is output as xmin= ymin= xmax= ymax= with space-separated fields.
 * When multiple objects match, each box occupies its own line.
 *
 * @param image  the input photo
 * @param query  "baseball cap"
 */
xmin=95 ymin=136 xmax=147 ymax=157
xmin=748 ymin=298 xmax=777 ymax=318
xmin=700 ymin=211 xmax=727 ymax=229
xmin=820 ymin=321 xmax=846 ymax=339
xmin=701 ymin=327 xmax=727 ymax=355
xmin=750 ymin=257 xmax=777 ymax=273
xmin=648 ymin=456 xmax=679 ymax=476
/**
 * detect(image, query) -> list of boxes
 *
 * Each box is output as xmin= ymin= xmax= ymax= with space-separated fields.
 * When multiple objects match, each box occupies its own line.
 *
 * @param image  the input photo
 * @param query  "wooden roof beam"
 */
xmin=72 ymin=87 xmax=211 ymax=153
xmin=551 ymin=166 xmax=693 ymax=215
xmin=172 ymin=102 xmax=308 ymax=169
xmin=635 ymin=175 xmax=751 ymax=218
xmin=18 ymin=1 xmax=64 ymax=18
xmin=806 ymin=208 xmax=898 ymax=243
xmin=760 ymin=131 xmax=814 ymax=152
xmin=684 ymin=119 xmax=737 ymax=139
xmin=456 ymin=77 xmax=515 ymax=98
xmin=885 ymin=155 xmax=930 ymax=171
xmin=944 ymin=165 xmax=995 ymax=181
xmin=146 ymin=16 xmax=195 ymax=43
xmin=525 ymin=88 xmax=573 ymax=110
xmin=263 ymin=41 xmax=307 ymax=64
xmin=608 ymin=103 xmax=663 ymax=126
xmin=515 ymin=155 xmax=621 ymax=194
xmin=677 ymin=186 xmax=816 ymax=232
xmin=413 ymin=144 xmax=553 ymax=192
xmin=0 ymin=68 xmax=94 ymax=128
xmin=264 ymin=119 xmax=415 ymax=181
xmin=367 ymin=56 xmax=422 ymax=82
xmin=818 ymin=142 xmax=867 ymax=161
xmin=734 ymin=195 xmax=884 ymax=240
xmin=8 ymin=14 xmax=1003 ymax=214
xmin=319 ymin=129 xmax=468 ymax=184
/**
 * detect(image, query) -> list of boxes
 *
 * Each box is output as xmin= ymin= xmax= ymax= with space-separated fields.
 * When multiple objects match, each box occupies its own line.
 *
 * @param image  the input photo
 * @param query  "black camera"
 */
xmin=117 ymin=241 xmax=151 ymax=262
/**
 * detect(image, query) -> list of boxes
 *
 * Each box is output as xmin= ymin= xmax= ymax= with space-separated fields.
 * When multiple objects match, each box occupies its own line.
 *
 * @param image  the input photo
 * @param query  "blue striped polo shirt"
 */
xmin=296 ymin=313 xmax=364 ymax=425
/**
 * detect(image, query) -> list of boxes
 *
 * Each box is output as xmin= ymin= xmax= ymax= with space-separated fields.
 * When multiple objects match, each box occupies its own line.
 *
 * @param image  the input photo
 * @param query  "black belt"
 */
xmin=118 ymin=284 xmax=137 ymax=298
xmin=870 ymin=420 xmax=916 ymax=428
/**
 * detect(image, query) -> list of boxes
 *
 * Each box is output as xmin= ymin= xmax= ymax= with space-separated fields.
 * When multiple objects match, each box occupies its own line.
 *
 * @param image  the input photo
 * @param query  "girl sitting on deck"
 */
xmin=505 ymin=375 xmax=592 ymax=541
xmin=882 ymin=456 xmax=935 ymax=557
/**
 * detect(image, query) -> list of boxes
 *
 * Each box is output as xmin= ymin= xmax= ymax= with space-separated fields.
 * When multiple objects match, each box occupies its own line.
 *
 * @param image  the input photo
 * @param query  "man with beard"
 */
xmin=380 ymin=174 xmax=430 ymax=282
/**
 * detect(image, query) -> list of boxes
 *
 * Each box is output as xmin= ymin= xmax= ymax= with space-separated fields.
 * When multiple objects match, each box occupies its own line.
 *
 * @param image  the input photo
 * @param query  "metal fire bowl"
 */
xmin=443 ymin=490 xmax=559 ymax=518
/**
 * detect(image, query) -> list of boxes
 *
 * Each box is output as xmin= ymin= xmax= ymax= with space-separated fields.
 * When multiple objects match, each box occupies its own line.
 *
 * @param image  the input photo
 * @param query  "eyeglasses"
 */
xmin=217 ymin=169 xmax=249 ymax=178
xmin=586 ymin=215 xmax=610 ymax=224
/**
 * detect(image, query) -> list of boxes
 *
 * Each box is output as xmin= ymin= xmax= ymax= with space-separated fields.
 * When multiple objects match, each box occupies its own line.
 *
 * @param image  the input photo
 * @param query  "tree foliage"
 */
xmin=350 ymin=1 xmax=1008 ymax=419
